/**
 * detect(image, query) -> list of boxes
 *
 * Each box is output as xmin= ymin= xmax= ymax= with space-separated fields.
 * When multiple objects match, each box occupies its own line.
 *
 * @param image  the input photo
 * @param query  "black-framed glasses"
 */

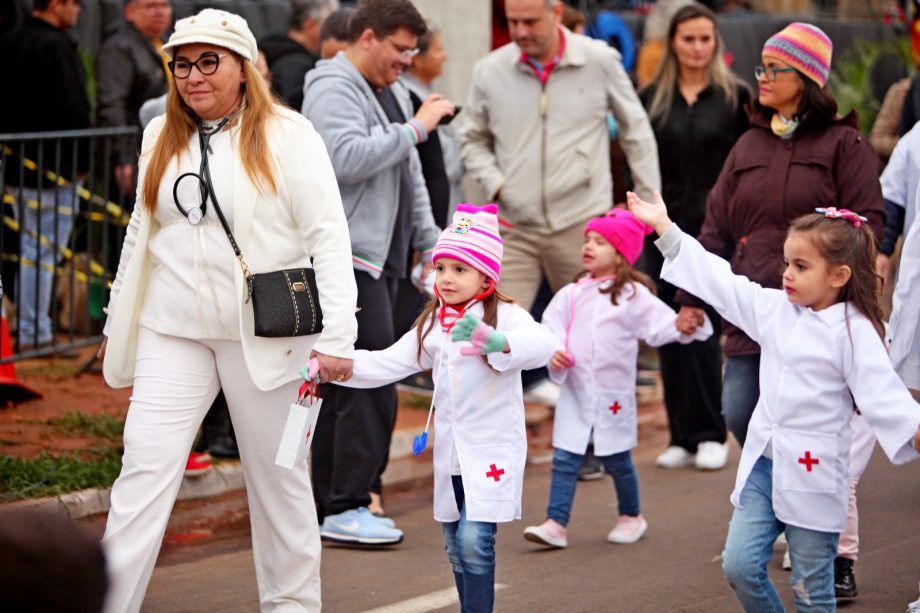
xmin=168 ymin=53 xmax=229 ymax=79
xmin=754 ymin=65 xmax=798 ymax=82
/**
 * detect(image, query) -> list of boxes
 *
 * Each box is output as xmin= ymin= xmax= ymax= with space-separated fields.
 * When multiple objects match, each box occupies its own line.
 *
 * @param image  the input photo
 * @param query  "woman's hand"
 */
xmin=676 ymin=306 xmax=705 ymax=335
xmin=96 ymin=338 xmax=107 ymax=362
xmin=626 ymin=191 xmax=673 ymax=236
xmin=451 ymin=313 xmax=509 ymax=355
xmin=549 ymin=349 xmax=574 ymax=370
xmin=310 ymin=350 xmax=353 ymax=383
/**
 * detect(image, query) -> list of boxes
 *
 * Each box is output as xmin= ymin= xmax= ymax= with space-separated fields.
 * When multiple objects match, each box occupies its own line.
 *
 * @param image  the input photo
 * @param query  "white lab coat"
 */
xmin=889 ymin=196 xmax=920 ymax=391
xmin=658 ymin=226 xmax=920 ymax=532
xmin=542 ymin=278 xmax=713 ymax=456
xmin=340 ymin=302 xmax=556 ymax=523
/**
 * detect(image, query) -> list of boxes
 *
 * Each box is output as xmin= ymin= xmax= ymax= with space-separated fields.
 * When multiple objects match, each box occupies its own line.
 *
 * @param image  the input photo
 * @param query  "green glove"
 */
xmin=451 ymin=313 xmax=507 ymax=355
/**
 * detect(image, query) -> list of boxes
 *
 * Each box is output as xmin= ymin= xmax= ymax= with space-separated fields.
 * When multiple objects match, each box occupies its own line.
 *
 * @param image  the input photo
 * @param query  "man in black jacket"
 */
xmin=0 ymin=0 xmax=90 ymax=350
xmin=96 ymin=0 xmax=172 ymax=199
xmin=260 ymin=0 xmax=337 ymax=110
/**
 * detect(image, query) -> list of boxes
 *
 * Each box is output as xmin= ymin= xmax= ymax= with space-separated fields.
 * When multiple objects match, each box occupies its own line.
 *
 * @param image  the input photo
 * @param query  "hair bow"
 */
xmin=815 ymin=207 xmax=868 ymax=228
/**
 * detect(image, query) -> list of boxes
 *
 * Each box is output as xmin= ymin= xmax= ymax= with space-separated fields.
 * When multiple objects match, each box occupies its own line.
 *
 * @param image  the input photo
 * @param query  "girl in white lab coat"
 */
xmin=626 ymin=190 xmax=920 ymax=612
xmin=522 ymin=209 xmax=713 ymax=550
xmin=334 ymin=204 xmax=555 ymax=613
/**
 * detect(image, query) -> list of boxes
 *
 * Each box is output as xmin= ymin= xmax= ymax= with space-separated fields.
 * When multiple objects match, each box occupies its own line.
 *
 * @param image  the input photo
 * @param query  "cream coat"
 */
xmin=340 ymin=302 xmax=556 ymax=523
xmin=103 ymin=106 xmax=358 ymax=391
xmin=542 ymin=278 xmax=712 ymax=456
xmin=659 ymin=226 xmax=920 ymax=532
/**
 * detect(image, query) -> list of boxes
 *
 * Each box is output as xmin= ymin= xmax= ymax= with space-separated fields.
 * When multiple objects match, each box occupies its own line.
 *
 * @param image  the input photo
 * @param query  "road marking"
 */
xmin=362 ymin=584 xmax=508 ymax=613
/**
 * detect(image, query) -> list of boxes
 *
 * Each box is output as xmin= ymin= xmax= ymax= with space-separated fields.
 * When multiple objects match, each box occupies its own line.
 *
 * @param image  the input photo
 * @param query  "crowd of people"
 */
xmin=3 ymin=0 xmax=920 ymax=611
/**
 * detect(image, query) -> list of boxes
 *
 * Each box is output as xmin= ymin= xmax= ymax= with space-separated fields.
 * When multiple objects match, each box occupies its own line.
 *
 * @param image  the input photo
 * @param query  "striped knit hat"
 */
xmin=432 ymin=203 xmax=503 ymax=282
xmin=762 ymin=22 xmax=833 ymax=87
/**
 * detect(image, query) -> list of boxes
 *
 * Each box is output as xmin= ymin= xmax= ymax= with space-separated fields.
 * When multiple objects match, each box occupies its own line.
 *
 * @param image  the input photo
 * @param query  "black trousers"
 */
xmin=312 ymin=271 xmax=399 ymax=519
xmin=642 ymin=232 xmax=726 ymax=451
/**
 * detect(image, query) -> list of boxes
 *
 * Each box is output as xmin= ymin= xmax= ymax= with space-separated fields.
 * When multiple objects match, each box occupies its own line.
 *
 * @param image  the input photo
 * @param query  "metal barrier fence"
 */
xmin=0 ymin=126 xmax=138 ymax=364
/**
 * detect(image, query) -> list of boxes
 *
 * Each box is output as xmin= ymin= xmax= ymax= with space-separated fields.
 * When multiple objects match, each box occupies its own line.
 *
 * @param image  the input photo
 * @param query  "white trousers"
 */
xmin=102 ymin=327 xmax=322 ymax=612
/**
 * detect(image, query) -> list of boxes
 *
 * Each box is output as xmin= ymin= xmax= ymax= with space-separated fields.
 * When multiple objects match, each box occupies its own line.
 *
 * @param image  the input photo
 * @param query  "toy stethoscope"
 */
xmin=412 ymin=279 xmax=496 ymax=456
xmin=561 ymin=274 xmax=616 ymax=367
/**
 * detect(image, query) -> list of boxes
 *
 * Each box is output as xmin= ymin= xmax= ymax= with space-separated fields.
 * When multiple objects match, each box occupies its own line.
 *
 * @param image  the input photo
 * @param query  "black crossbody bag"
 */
xmin=197 ymin=127 xmax=323 ymax=338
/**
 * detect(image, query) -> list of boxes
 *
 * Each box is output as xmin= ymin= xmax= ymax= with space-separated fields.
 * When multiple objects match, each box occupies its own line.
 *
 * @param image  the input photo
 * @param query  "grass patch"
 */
xmin=0 ymin=447 xmax=122 ymax=502
xmin=48 ymin=411 xmax=124 ymax=440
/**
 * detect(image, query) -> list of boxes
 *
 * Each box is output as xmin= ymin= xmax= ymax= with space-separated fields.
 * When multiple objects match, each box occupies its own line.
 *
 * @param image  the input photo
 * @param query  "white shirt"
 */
xmin=889 ymin=186 xmax=920 ymax=390
xmin=542 ymin=278 xmax=712 ymax=456
xmin=658 ymin=225 xmax=920 ymax=532
xmin=140 ymin=123 xmax=240 ymax=339
xmin=880 ymin=120 xmax=920 ymax=232
xmin=340 ymin=302 xmax=556 ymax=523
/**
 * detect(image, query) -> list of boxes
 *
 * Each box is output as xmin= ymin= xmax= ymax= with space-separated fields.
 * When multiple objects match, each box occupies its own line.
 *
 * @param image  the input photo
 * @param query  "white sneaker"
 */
xmin=655 ymin=446 xmax=695 ymax=469
xmin=782 ymin=547 xmax=791 ymax=570
xmin=695 ymin=441 xmax=729 ymax=470
xmin=606 ymin=515 xmax=648 ymax=544
xmin=523 ymin=380 xmax=561 ymax=407
xmin=523 ymin=519 xmax=567 ymax=548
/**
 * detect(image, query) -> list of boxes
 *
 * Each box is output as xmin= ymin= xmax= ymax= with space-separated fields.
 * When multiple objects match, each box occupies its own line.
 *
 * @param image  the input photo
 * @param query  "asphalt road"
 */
xmin=144 ymin=441 xmax=920 ymax=612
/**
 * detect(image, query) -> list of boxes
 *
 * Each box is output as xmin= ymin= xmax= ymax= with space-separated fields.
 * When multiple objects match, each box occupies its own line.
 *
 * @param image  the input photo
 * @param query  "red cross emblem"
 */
xmin=798 ymin=451 xmax=820 ymax=472
xmin=485 ymin=463 xmax=505 ymax=482
xmin=609 ymin=401 xmax=621 ymax=415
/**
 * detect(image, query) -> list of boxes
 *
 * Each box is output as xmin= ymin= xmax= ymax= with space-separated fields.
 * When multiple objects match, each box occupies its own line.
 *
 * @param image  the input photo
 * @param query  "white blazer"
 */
xmin=659 ymin=226 xmax=919 ymax=532
xmin=103 ymin=106 xmax=358 ymax=391
xmin=542 ymin=278 xmax=712 ymax=456
xmin=340 ymin=302 xmax=556 ymax=523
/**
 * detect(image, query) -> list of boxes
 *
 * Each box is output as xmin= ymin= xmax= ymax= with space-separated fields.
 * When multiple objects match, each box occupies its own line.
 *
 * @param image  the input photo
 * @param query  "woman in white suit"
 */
xmin=97 ymin=9 xmax=357 ymax=612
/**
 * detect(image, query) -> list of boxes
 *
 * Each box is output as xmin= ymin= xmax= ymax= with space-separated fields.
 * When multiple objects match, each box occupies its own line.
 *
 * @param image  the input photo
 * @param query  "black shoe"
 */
xmin=834 ymin=556 xmax=858 ymax=599
xmin=206 ymin=434 xmax=240 ymax=459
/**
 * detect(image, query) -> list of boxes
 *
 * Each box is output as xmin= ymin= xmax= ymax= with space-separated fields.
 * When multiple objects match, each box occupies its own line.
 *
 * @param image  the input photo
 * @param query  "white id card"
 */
xmin=275 ymin=396 xmax=323 ymax=469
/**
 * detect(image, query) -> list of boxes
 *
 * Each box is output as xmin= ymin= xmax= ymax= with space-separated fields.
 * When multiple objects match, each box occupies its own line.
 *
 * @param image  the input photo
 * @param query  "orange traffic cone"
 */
xmin=0 ymin=315 xmax=41 ymax=404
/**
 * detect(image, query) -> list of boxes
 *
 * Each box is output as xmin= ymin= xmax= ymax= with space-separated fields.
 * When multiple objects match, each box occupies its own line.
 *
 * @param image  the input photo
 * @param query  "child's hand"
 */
xmin=626 ymin=190 xmax=672 ymax=236
xmin=550 ymin=349 xmax=575 ymax=370
xmin=676 ymin=306 xmax=705 ymax=335
xmin=451 ymin=313 xmax=509 ymax=355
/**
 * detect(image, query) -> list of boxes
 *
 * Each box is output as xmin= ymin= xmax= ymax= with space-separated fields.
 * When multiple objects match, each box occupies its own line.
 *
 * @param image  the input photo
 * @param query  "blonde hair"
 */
xmin=141 ymin=56 xmax=279 ymax=212
xmin=643 ymin=3 xmax=746 ymax=126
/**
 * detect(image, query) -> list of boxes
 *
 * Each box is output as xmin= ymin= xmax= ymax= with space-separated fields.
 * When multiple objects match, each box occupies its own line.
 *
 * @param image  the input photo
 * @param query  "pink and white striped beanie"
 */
xmin=432 ymin=203 xmax=503 ymax=282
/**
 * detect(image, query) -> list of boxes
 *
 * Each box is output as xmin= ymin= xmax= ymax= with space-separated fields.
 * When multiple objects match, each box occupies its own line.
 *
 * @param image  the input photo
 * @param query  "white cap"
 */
xmin=163 ymin=9 xmax=258 ymax=63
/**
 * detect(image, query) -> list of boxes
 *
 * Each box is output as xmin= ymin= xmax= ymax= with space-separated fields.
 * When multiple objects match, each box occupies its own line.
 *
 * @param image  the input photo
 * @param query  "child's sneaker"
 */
xmin=655 ymin=446 xmax=694 ymax=469
xmin=606 ymin=514 xmax=647 ymax=544
xmin=184 ymin=452 xmax=212 ymax=478
xmin=523 ymin=519 xmax=567 ymax=548
xmin=320 ymin=507 xmax=404 ymax=545
xmin=834 ymin=556 xmax=858 ymax=599
xmin=908 ymin=595 xmax=920 ymax=613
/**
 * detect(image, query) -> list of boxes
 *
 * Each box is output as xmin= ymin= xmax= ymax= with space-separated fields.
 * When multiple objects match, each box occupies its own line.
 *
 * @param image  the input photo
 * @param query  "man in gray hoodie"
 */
xmin=302 ymin=0 xmax=454 ymax=546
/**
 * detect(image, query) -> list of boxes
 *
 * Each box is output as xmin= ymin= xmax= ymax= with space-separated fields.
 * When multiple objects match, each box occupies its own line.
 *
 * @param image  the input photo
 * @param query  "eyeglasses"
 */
xmin=168 ymin=53 xmax=229 ymax=79
xmin=754 ymin=65 xmax=798 ymax=82
xmin=386 ymin=37 xmax=420 ymax=62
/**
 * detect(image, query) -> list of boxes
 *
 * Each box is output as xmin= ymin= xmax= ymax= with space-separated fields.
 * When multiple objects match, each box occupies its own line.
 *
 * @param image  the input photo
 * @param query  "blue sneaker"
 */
xmin=371 ymin=513 xmax=397 ymax=529
xmin=320 ymin=507 xmax=404 ymax=545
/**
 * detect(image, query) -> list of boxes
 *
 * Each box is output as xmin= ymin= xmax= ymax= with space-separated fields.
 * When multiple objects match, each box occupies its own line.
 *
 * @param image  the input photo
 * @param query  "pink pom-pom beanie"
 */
xmin=432 ymin=203 xmax=503 ymax=282
xmin=584 ymin=209 xmax=653 ymax=266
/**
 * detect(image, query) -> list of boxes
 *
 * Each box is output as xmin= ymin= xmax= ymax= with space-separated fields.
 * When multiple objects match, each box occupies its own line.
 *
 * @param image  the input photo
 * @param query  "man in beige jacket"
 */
xmin=459 ymin=0 xmax=660 ymax=309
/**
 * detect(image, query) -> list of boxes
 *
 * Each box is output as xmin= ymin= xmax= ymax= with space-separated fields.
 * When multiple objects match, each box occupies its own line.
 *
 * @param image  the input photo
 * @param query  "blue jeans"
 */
xmin=722 ymin=456 xmax=839 ymax=612
xmin=722 ymin=354 xmax=761 ymax=446
xmin=547 ymin=447 xmax=640 ymax=526
xmin=10 ymin=184 xmax=78 ymax=346
xmin=442 ymin=475 xmax=497 ymax=613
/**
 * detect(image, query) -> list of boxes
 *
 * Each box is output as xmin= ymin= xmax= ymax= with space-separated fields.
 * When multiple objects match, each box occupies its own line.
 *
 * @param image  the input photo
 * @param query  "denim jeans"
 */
xmin=10 ymin=184 xmax=78 ymax=346
xmin=722 ymin=456 xmax=839 ymax=612
xmin=442 ymin=475 xmax=497 ymax=613
xmin=547 ymin=447 xmax=640 ymax=526
xmin=722 ymin=354 xmax=761 ymax=446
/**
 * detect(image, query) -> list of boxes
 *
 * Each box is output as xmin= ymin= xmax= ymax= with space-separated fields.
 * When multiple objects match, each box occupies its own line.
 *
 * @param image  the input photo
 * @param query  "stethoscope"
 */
xmin=172 ymin=112 xmax=234 ymax=226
